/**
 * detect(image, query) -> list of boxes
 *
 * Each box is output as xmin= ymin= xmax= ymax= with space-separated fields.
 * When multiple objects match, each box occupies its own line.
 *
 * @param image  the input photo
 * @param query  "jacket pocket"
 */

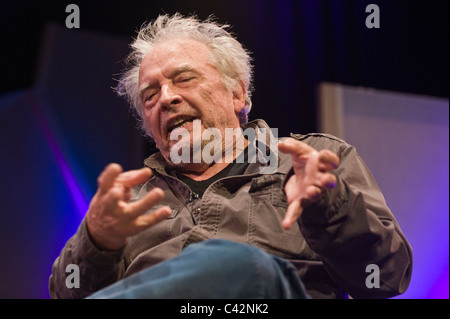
xmin=248 ymin=174 xmax=317 ymax=260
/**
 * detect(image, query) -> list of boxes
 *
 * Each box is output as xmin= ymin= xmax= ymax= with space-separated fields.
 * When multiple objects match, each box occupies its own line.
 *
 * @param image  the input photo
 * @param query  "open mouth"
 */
xmin=167 ymin=116 xmax=198 ymax=134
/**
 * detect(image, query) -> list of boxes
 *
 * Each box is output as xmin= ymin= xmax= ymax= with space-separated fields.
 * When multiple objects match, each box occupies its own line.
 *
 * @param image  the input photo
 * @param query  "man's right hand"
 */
xmin=86 ymin=163 xmax=172 ymax=251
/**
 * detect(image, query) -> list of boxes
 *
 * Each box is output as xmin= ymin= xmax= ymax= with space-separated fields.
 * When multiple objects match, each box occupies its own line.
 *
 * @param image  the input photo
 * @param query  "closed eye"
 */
xmin=143 ymin=91 xmax=159 ymax=107
xmin=146 ymin=92 xmax=157 ymax=101
xmin=175 ymin=74 xmax=196 ymax=84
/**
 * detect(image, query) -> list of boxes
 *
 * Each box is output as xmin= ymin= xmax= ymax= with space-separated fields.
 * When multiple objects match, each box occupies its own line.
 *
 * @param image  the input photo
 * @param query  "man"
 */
xmin=49 ymin=13 xmax=412 ymax=299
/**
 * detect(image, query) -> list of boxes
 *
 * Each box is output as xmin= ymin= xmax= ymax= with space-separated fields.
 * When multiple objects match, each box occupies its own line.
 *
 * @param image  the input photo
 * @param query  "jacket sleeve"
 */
xmin=296 ymin=137 xmax=413 ymax=299
xmin=48 ymin=219 xmax=125 ymax=299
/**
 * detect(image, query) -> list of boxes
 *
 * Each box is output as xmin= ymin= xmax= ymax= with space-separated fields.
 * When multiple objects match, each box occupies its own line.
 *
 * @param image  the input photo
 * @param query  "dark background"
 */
xmin=0 ymin=0 xmax=448 ymax=299
xmin=1 ymin=0 xmax=448 ymax=136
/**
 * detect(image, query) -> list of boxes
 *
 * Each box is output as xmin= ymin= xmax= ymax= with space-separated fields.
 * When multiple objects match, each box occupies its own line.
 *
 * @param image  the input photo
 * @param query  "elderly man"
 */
xmin=49 ymin=13 xmax=412 ymax=299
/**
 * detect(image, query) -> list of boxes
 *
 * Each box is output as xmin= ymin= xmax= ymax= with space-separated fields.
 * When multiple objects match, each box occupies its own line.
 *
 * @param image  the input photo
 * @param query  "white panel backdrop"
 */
xmin=319 ymin=83 xmax=449 ymax=299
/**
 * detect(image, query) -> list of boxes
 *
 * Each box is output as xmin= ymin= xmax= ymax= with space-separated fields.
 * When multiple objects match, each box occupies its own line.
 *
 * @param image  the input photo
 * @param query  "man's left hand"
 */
xmin=278 ymin=138 xmax=340 ymax=229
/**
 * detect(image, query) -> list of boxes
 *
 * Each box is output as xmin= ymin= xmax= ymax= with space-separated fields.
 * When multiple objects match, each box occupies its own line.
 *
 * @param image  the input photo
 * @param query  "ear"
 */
xmin=232 ymin=80 xmax=247 ymax=114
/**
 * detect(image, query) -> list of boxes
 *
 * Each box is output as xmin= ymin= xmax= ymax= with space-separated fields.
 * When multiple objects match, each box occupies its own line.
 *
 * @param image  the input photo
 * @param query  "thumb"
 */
xmin=282 ymin=199 xmax=302 ymax=230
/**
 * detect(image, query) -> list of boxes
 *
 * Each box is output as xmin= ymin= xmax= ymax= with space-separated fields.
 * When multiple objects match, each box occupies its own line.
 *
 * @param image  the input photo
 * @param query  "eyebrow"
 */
xmin=139 ymin=63 xmax=200 ymax=98
xmin=169 ymin=63 xmax=199 ymax=78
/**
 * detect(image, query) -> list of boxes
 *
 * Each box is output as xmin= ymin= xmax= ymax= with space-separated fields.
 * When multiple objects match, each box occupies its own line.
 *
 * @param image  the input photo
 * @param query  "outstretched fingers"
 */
xmin=318 ymin=149 xmax=340 ymax=171
xmin=278 ymin=138 xmax=315 ymax=158
xmin=116 ymin=167 xmax=154 ymax=188
xmin=319 ymin=171 xmax=338 ymax=189
xmin=279 ymin=138 xmax=341 ymax=230
xmin=126 ymin=187 xmax=172 ymax=219
xmin=126 ymin=188 xmax=172 ymax=231
xmin=97 ymin=163 xmax=123 ymax=194
xmin=282 ymin=199 xmax=302 ymax=230
xmin=134 ymin=206 xmax=172 ymax=230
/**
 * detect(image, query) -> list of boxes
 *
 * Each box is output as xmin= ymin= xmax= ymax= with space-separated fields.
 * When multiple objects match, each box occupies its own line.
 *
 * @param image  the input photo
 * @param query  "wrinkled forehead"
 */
xmin=139 ymin=38 xmax=213 ymax=78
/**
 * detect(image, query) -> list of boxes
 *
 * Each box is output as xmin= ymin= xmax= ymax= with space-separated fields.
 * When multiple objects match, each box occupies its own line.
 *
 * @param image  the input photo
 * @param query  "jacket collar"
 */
xmin=143 ymin=119 xmax=292 ymax=176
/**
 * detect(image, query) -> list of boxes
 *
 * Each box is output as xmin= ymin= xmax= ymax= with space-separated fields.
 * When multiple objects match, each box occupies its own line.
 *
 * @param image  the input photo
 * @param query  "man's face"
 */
xmin=138 ymin=38 xmax=245 ymax=165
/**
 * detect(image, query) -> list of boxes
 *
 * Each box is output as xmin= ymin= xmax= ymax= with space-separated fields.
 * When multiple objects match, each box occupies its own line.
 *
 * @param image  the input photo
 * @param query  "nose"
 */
xmin=159 ymin=84 xmax=182 ymax=109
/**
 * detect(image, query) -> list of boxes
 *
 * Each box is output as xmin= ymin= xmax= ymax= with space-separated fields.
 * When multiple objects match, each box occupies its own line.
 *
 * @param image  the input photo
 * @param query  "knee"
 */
xmin=184 ymin=239 xmax=271 ymax=267
xmin=183 ymin=239 xmax=279 ymax=283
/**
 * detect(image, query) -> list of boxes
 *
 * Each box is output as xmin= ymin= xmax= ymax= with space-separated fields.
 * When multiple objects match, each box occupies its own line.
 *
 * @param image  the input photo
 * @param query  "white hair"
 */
xmin=115 ymin=13 xmax=254 ymax=137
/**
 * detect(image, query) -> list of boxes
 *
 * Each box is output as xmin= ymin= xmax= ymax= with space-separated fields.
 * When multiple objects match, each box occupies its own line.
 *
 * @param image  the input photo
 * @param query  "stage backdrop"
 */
xmin=0 ymin=0 xmax=448 ymax=298
xmin=0 ymin=24 xmax=145 ymax=298
xmin=319 ymin=83 xmax=449 ymax=299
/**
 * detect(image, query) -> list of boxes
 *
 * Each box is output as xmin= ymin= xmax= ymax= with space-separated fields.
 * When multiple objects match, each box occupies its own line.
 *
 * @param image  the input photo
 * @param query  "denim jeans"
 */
xmin=87 ymin=239 xmax=310 ymax=299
